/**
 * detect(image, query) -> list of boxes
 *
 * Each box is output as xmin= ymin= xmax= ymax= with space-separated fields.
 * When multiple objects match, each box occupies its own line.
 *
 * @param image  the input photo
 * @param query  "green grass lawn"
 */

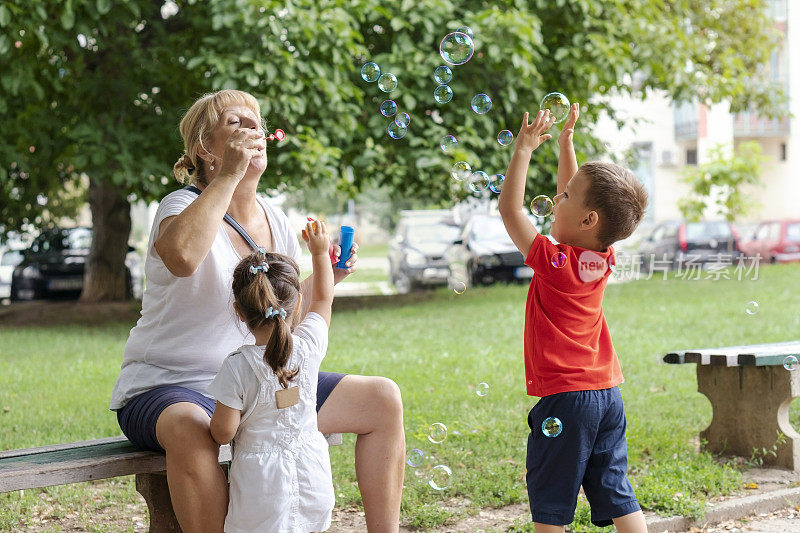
xmin=1 ymin=264 xmax=799 ymax=531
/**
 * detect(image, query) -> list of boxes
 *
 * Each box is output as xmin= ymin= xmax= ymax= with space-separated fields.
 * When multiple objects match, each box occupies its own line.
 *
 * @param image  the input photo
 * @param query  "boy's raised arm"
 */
xmin=498 ymin=110 xmax=555 ymax=257
xmin=556 ymin=103 xmax=580 ymax=196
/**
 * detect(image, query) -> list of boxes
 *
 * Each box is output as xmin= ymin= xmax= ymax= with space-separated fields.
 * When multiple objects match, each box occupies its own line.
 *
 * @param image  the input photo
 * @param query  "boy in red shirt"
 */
xmin=498 ymin=104 xmax=649 ymax=533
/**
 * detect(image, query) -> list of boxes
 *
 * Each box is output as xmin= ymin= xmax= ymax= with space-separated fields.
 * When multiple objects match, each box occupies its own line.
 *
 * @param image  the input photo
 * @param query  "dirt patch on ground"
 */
xmin=0 ymin=300 xmax=143 ymax=328
xmin=0 ymin=292 xmax=436 ymax=329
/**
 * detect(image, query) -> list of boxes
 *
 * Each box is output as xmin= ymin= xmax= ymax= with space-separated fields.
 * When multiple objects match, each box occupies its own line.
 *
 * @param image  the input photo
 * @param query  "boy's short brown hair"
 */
xmin=579 ymin=161 xmax=648 ymax=249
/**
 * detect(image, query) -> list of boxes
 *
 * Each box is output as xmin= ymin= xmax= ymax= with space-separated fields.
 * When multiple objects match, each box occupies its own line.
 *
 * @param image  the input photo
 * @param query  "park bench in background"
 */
xmin=0 ymin=436 xmax=231 ymax=532
xmin=663 ymin=340 xmax=800 ymax=471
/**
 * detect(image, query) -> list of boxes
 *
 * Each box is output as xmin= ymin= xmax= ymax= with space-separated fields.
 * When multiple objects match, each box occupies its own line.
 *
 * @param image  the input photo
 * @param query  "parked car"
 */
xmin=0 ymin=247 xmax=25 ymax=299
xmin=10 ymin=227 xmax=140 ymax=301
xmin=739 ymin=219 xmax=800 ymax=264
xmin=638 ymin=220 xmax=743 ymax=272
xmin=388 ymin=214 xmax=460 ymax=294
xmin=446 ymin=214 xmax=540 ymax=288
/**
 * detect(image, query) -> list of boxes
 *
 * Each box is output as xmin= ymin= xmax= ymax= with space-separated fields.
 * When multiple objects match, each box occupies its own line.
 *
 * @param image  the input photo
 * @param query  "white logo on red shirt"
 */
xmin=577 ymin=250 xmax=608 ymax=282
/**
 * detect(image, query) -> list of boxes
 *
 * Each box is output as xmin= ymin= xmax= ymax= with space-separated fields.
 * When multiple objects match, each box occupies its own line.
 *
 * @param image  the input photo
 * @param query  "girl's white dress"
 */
xmin=208 ymin=312 xmax=334 ymax=533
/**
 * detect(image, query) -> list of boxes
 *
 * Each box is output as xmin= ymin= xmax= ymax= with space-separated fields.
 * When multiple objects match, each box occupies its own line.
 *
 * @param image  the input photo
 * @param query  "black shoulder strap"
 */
xmin=183 ymin=185 xmax=260 ymax=252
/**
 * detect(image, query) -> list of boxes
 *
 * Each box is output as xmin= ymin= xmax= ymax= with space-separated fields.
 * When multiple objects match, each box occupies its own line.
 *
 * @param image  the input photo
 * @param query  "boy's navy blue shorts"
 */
xmin=116 ymin=371 xmax=346 ymax=452
xmin=526 ymin=386 xmax=640 ymax=527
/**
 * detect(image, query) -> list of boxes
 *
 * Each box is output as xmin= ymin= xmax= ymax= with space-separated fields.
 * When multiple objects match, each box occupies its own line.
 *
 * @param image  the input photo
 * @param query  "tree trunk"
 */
xmin=80 ymin=179 xmax=132 ymax=302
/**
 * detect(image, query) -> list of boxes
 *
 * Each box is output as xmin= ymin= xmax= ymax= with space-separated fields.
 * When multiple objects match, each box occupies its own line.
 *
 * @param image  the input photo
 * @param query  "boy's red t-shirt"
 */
xmin=524 ymin=233 xmax=622 ymax=397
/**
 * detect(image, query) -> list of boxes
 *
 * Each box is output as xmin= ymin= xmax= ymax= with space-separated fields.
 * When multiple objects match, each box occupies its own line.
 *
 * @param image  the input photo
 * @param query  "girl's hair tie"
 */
xmin=249 ymin=261 xmax=269 ymax=275
xmin=257 ymin=246 xmax=267 ymax=255
xmin=265 ymin=306 xmax=287 ymax=320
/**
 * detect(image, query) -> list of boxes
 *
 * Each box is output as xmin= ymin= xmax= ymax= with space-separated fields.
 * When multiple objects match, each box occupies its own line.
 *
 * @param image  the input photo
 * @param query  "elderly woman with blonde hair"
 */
xmin=110 ymin=90 xmax=405 ymax=532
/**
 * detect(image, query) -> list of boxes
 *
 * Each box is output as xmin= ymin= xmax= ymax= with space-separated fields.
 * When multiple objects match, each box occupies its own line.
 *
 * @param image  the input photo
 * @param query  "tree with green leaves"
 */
xmin=0 ymin=0 xmax=784 ymax=301
xmin=678 ymin=141 xmax=767 ymax=222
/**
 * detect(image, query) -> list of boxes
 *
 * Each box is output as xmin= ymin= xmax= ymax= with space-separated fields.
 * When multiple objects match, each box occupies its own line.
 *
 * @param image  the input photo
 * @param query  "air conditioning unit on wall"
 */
xmin=659 ymin=149 xmax=677 ymax=167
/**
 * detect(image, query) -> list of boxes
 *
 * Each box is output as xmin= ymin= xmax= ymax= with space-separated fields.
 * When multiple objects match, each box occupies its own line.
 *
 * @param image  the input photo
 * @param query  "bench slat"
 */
xmin=0 ymin=438 xmax=232 ymax=493
xmin=0 ymin=436 xmax=129 ymax=460
xmin=739 ymin=353 xmax=800 ymax=367
xmin=664 ymin=341 xmax=800 ymax=365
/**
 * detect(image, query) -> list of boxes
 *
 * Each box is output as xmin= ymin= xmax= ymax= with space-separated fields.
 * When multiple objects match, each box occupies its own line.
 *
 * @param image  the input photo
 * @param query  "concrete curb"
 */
xmin=647 ymin=486 xmax=800 ymax=532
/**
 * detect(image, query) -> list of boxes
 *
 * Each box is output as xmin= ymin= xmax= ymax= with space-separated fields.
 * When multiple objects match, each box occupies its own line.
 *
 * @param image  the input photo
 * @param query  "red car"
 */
xmin=740 ymin=219 xmax=800 ymax=264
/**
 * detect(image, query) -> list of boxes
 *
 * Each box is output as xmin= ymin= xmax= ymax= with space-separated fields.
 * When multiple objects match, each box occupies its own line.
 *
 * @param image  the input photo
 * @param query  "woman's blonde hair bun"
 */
xmin=173 ymin=153 xmax=195 ymax=184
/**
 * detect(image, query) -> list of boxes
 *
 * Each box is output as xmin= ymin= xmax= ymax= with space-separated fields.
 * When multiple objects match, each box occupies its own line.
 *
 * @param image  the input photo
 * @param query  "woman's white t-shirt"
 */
xmin=109 ymin=188 xmax=301 ymax=410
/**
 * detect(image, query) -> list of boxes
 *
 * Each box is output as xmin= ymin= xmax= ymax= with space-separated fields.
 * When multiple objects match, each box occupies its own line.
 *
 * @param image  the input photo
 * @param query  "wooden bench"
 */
xmin=0 ymin=436 xmax=231 ymax=532
xmin=663 ymin=340 xmax=800 ymax=471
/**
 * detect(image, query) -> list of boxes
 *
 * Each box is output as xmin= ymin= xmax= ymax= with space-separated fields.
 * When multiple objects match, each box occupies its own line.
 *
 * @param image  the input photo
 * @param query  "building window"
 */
xmin=781 ymin=143 xmax=787 ymax=161
xmin=686 ymin=148 xmax=698 ymax=165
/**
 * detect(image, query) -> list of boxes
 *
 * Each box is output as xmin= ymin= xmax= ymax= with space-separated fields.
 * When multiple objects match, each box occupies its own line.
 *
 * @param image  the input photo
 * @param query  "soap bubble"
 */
xmin=406 ymin=448 xmax=424 ymax=467
xmin=434 ymin=84 xmax=453 ymax=104
xmin=440 ymin=31 xmax=474 ymax=65
xmin=783 ymin=355 xmax=798 ymax=371
xmin=471 ymin=93 xmax=492 ymax=114
xmin=361 ymin=62 xmax=380 ymax=82
xmin=428 ymin=422 xmax=447 ymax=444
xmin=380 ymin=100 xmax=397 ymax=117
xmin=488 ymin=174 xmax=504 ymax=193
xmin=388 ymin=120 xmax=407 ymax=140
xmin=469 ymin=171 xmax=489 ymax=193
xmin=453 ymin=281 xmax=466 ymax=294
xmin=378 ymin=73 xmax=397 ymax=92
xmin=450 ymin=161 xmax=471 ymax=181
xmin=396 ymin=112 xmax=410 ymax=127
xmin=434 ymin=65 xmax=453 ymax=84
xmin=456 ymin=25 xmax=474 ymax=39
xmin=476 ymin=382 xmax=489 ymax=397
xmin=551 ymin=252 xmax=567 ymax=268
xmin=440 ymin=134 xmax=458 ymax=153
xmin=745 ymin=301 xmax=759 ymax=315
xmin=497 ymin=129 xmax=513 ymax=146
xmin=428 ymin=464 xmax=452 ymax=490
xmin=542 ymin=417 xmax=562 ymax=437
xmin=539 ymin=92 xmax=570 ymax=123
xmin=530 ymin=195 xmax=554 ymax=217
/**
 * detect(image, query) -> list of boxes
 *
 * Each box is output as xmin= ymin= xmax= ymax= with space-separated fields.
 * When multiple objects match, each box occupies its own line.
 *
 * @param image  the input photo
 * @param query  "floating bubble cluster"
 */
xmin=361 ymin=62 xmax=380 ymax=82
xmin=497 ymin=130 xmax=513 ymax=146
xmin=540 ymin=92 xmax=570 ymax=123
xmin=434 ymin=65 xmax=453 ymax=84
xmin=453 ymin=280 xmax=466 ymax=294
xmin=745 ymin=301 xmax=759 ymax=316
xmin=488 ymin=174 xmax=504 ymax=193
xmin=428 ymin=422 xmax=448 ymax=444
xmin=388 ymin=120 xmax=407 ymax=140
xmin=471 ymin=93 xmax=492 ymax=114
xmin=428 ymin=464 xmax=453 ymax=490
xmin=456 ymin=26 xmax=474 ymax=39
xmin=469 ymin=171 xmax=489 ymax=193
xmin=476 ymin=382 xmax=489 ymax=397
xmin=440 ymin=134 xmax=458 ymax=153
xmin=784 ymin=355 xmax=798 ymax=371
xmin=434 ymin=84 xmax=453 ymax=104
xmin=551 ymin=252 xmax=567 ymax=268
xmin=542 ymin=417 xmax=563 ymax=437
xmin=451 ymin=161 xmax=471 ymax=181
xmin=440 ymin=31 xmax=474 ymax=65
xmin=380 ymin=100 xmax=397 ymax=117
xmin=378 ymin=73 xmax=398 ymax=92
xmin=406 ymin=448 xmax=424 ymax=467
xmin=530 ymin=195 xmax=554 ymax=217
xmin=396 ymin=112 xmax=410 ymax=127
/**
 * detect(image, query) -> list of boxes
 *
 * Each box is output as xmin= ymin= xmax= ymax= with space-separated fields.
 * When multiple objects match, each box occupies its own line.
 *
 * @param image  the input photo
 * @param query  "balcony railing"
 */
xmin=733 ymin=111 xmax=790 ymax=138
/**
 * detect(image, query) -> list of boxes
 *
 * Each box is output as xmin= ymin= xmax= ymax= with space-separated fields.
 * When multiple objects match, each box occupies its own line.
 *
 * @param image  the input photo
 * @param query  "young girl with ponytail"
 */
xmin=208 ymin=219 xmax=335 ymax=533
